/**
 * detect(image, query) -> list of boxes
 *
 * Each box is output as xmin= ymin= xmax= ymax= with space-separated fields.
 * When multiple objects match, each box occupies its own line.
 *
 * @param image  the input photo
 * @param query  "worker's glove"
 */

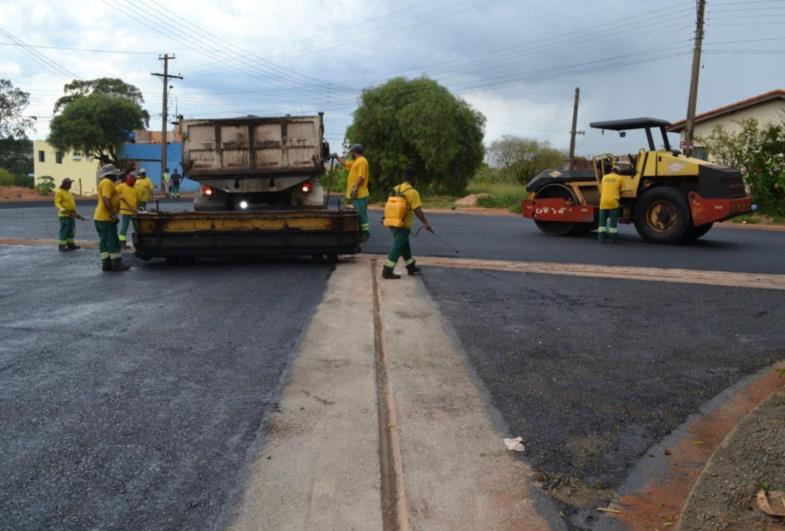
xmin=77 ymin=215 xmax=86 ymax=221
xmin=424 ymin=224 xmax=434 ymax=233
xmin=59 ymin=209 xmax=67 ymax=216
xmin=350 ymin=186 xmax=359 ymax=199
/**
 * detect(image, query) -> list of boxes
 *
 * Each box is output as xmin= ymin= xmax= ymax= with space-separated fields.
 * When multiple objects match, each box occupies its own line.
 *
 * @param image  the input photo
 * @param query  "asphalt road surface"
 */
xmin=0 ymin=246 xmax=329 ymax=530
xmin=422 ymin=267 xmax=785 ymax=528
xmin=2 ymin=202 xmax=784 ymax=274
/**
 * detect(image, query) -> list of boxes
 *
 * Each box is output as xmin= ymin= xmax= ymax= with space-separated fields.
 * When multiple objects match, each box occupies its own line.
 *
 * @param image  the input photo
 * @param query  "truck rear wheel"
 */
xmin=533 ymin=184 xmax=596 ymax=236
xmin=634 ymin=187 xmax=691 ymax=244
xmin=686 ymin=222 xmax=713 ymax=241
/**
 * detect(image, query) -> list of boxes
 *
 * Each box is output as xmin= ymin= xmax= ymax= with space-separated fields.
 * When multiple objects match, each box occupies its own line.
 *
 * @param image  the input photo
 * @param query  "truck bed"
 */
xmin=132 ymin=209 xmax=361 ymax=260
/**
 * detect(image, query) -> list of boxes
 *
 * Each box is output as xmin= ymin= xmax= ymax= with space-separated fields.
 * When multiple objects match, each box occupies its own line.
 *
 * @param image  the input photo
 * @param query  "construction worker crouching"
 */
xmin=117 ymin=173 xmax=139 ymax=249
xmin=54 ymin=177 xmax=84 ymax=251
xmin=598 ymin=165 xmax=624 ymax=243
xmin=94 ymin=164 xmax=130 ymax=272
xmin=382 ymin=167 xmax=433 ymax=280
xmin=135 ymin=168 xmax=154 ymax=211
xmin=333 ymin=144 xmax=370 ymax=242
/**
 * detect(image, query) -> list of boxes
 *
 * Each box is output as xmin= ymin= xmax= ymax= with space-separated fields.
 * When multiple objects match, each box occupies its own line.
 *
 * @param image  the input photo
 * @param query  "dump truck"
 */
xmin=522 ymin=118 xmax=753 ymax=243
xmin=133 ymin=114 xmax=361 ymax=261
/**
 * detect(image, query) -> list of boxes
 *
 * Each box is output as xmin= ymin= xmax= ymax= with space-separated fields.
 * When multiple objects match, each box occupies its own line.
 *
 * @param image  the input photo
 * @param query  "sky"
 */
xmin=1 ymin=0 xmax=784 ymax=157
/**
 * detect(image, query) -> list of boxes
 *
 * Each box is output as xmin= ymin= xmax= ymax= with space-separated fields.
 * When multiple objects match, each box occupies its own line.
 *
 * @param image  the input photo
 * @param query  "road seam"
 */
xmin=397 ymin=255 xmax=785 ymax=291
xmin=371 ymin=258 xmax=411 ymax=531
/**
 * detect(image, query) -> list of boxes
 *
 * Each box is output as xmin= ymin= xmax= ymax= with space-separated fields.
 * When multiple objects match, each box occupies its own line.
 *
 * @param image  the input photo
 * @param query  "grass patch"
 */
xmin=468 ymin=181 xmax=527 ymax=212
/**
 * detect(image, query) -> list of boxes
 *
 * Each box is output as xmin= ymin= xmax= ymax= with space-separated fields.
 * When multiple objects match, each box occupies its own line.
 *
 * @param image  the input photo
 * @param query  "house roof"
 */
xmin=669 ymin=89 xmax=785 ymax=132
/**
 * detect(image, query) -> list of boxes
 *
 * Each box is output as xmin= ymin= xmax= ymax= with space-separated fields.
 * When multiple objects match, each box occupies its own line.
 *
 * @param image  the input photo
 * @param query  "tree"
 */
xmin=699 ymin=119 xmax=785 ymax=216
xmin=53 ymin=78 xmax=150 ymax=124
xmin=487 ymin=135 xmax=566 ymax=184
xmin=0 ymin=79 xmax=35 ymax=138
xmin=48 ymin=93 xmax=147 ymax=165
xmin=0 ymin=136 xmax=33 ymax=177
xmin=346 ymin=77 xmax=485 ymax=196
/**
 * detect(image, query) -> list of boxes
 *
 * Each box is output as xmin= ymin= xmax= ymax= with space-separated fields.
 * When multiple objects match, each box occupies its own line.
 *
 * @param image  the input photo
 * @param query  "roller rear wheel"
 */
xmin=634 ymin=187 xmax=691 ymax=244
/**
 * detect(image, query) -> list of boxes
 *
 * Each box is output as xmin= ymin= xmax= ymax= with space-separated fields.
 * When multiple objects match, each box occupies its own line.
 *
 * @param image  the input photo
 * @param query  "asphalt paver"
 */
xmin=421 ymin=267 xmax=785 ymax=527
xmin=0 ymin=246 xmax=330 ymax=530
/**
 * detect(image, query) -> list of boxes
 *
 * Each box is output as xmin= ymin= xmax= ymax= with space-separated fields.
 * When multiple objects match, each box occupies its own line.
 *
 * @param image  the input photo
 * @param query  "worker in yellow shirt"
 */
xmin=135 ymin=168 xmax=155 ymax=211
xmin=94 ymin=164 xmax=130 ymax=272
xmin=333 ymin=144 xmax=370 ymax=241
xmin=382 ymin=167 xmax=433 ymax=279
xmin=117 ymin=173 xmax=139 ymax=248
xmin=54 ymin=177 xmax=85 ymax=251
xmin=598 ymin=165 xmax=625 ymax=243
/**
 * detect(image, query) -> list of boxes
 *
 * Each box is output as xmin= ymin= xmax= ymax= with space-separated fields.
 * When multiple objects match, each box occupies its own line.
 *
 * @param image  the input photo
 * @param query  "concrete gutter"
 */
xmin=226 ymin=256 xmax=561 ymax=529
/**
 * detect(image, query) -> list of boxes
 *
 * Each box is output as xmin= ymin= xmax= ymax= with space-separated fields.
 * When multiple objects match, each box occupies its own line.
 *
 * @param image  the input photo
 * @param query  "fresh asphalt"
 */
xmin=422 ymin=267 xmax=785 ymax=528
xmin=2 ymin=202 xmax=785 ymax=530
xmin=0 ymin=246 xmax=330 ymax=530
xmin=2 ymin=201 xmax=784 ymax=274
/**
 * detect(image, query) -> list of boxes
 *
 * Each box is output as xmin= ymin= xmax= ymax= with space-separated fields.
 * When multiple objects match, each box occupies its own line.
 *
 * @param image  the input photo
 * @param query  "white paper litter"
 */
xmin=504 ymin=436 xmax=525 ymax=452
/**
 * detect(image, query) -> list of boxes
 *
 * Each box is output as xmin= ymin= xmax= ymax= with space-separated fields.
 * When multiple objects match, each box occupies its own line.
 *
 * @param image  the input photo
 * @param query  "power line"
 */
xmin=0 ymin=25 xmax=78 ymax=79
xmin=0 ymin=41 xmax=157 ymax=55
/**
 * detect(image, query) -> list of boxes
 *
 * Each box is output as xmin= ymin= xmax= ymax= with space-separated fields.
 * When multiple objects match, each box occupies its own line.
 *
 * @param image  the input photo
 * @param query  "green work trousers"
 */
xmin=384 ymin=228 xmax=415 ymax=269
xmin=598 ymin=208 xmax=620 ymax=240
xmin=119 ymin=214 xmax=134 ymax=242
xmin=58 ymin=216 xmax=75 ymax=245
xmin=171 ymin=183 xmax=180 ymax=198
xmin=352 ymin=197 xmax=370 ymax=236
xmin=95 ymin=220 xmax=121 ymax=260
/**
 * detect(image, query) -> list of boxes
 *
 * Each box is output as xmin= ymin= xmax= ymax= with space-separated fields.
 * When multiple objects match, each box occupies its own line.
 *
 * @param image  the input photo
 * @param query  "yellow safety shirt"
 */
xmin=94 ymin=178 xmax=119 ymax=221
xmin=117 ymin=183 xmax=140 ymax=215
xmin=54 ymin=188 xmax=77 ymax=217
xmin=135 ymin=177 xmax=154 ymax=202
xmin=393 ymin=182 xmax=422 ymax=229
xmin=342 ymin=156 xmax=370 ymax=199
xmin=599 ymin=172 xmax=624 ymax=210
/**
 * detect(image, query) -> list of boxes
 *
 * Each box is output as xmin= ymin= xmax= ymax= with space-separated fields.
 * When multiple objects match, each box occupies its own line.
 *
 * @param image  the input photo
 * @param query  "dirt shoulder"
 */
xmin=681 ymin=388 xmax=785 ymax=530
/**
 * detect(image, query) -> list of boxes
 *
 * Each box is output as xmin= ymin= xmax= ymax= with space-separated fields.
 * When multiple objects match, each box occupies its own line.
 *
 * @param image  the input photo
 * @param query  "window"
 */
xmin=38 ymin=150 xmax=45 ymax=162
xmin=692 ymin=147 xmax=709 ymax=161
xmin=73 ymin=151 xmax=82 ymax=161
xmin=55 ymin=151 xmax=64 ymax=164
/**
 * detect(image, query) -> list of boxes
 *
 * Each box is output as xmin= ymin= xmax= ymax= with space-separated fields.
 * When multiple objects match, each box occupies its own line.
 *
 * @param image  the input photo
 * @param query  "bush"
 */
xmin=0 ymin=167 xmax=13 ymax=186
xmin=35 ymin=175 xmax=55 ymax=195
xmin=14 ymin=173 xmax=33 ymax=188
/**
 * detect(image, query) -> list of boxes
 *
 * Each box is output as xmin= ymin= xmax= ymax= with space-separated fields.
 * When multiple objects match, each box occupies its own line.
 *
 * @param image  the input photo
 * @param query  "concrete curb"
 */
xmin=595 ymin=361 xmax=785 ymax=530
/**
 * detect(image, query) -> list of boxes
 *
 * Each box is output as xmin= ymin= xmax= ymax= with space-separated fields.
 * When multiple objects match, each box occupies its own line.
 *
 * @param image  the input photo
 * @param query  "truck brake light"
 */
xmin=202 ymin=185 xmax=213 ymax=197
xmin=302 ymin=182 xmax=311 ymax=193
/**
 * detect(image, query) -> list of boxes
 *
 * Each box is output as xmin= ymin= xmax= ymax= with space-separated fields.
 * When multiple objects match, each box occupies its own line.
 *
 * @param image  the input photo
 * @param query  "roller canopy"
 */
xmin=589 ymin=118 xmax=672 ymax=131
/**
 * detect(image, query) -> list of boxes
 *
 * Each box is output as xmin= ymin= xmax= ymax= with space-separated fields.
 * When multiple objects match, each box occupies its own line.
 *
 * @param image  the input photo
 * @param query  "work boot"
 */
xmin=101 ymin=258 xmax=112 ymax=272
xmin=406 ymin=263 xmax=421 ymax=276
xmin=59 ymin=244 xmax=69 ymax=252
xmin=110 ymin=258 xmax=131 ymax=272
xmin=67 ymin=242 xmax=81 ymax=250
xmin=610 ymin=234 xmax=619 ymax=244
xmin=381 ymin=267 xmax=401 ymax=280
xmin=360 ymin=232 xmax=370 ymax=243
xmin=119 ymin=241 xmax=130 ymax=250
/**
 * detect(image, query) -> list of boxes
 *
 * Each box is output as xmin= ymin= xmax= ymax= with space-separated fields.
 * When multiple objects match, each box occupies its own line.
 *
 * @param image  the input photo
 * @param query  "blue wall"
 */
xmin=120 ymin=143 xmax=197 ymax=191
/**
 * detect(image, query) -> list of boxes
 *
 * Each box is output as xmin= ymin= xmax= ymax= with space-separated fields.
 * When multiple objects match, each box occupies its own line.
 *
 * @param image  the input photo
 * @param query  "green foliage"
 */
xmin=0 ymin=167 xmax=14 ymax=186
xmin=467 ymin=180 xmax=527 ymax=212
xmin=346 ymin=77 xmax=485 ymax=197
xmin=0 ymin=79 xmax=35 ymax=138
xmin=48 ymin=93 xmax=146 ymax=165
xmin=698 ymin=119 xmax=785 ymax=215
xmin=0 ymin=136 xmax=33 ymax=176
xmin=487 ymin=135 xmax=566 ymax=184
xmin=14 ymin=173 xmax=34 ymax=188
xmin=54 ymin=78 xmax=149 ymax=125
xmin=320 ymin=164 xmax=348 ymax=194
xmin=35 ymin=175 xmax=55 ymax=195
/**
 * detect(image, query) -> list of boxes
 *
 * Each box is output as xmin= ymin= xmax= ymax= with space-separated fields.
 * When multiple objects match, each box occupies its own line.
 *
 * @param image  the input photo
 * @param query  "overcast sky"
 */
xmin=2 ymin=0 xmax=784 ymax=156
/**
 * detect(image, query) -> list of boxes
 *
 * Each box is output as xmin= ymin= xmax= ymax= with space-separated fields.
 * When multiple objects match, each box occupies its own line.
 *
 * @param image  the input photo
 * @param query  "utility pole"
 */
xmin=151 ymin=54 xmax=183 ymax=180
xmin=568 ymin=87 xmax=581 ymax=171
xmin=683 ymin=0 xmax=706 ymax=156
